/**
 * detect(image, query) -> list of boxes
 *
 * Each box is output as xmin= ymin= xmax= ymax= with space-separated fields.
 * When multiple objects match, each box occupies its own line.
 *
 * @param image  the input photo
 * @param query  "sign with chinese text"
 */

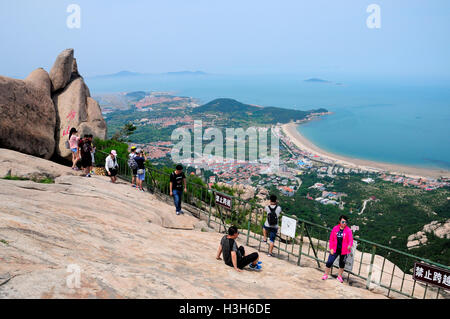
xmin=214 ymin=193 xmax=232 ymax=210
xmin=413 ymin=262 xmax=450 ymax=290
xmin=280 ymin=216 xmax=296 ymax=238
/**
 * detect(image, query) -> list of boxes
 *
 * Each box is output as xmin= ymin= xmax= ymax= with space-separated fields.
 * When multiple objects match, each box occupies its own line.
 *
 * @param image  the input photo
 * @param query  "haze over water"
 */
xmin=86 ymin=74 xmax=450 ymax=171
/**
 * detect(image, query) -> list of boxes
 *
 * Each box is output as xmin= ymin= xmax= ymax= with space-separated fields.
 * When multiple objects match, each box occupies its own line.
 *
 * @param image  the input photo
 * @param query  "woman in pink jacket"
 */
xmin=321 ymin=215 xmax=353 ymax=283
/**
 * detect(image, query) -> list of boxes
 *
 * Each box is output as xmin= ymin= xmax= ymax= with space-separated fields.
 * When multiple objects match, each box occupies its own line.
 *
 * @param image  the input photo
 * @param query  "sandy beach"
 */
xmin=280 ymin=122 xmax=450 ymax=180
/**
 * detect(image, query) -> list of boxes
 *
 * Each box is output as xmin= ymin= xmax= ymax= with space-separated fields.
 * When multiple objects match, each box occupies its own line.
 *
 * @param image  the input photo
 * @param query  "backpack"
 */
xmin=267 ymin=205 xmax=278 ymax=226
xmin=128 ymin=155 xmax=138 ymax=169
xmin=65 ymin=139 xmax=70 ymax=149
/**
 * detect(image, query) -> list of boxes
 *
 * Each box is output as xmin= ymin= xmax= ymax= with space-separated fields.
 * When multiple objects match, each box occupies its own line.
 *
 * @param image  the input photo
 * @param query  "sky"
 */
xmin=1 ymin=0 xmax=449 ymax=80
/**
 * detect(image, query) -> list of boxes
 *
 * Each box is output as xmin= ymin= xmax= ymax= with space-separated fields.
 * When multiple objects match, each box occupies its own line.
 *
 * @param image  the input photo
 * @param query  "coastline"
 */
xmin=280 ymin=122 xmax=450 ymax=180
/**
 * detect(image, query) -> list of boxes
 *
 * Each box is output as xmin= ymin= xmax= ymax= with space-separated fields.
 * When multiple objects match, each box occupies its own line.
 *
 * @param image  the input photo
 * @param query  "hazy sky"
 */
xmin=1 ymin=0 xmax=449 ymax=79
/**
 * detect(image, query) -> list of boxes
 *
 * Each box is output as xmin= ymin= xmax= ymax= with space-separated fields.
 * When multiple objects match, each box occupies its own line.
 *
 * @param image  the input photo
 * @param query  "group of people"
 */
xmin=216 ymin=193 xmax=354 ymax=282
xmin=68 ymin=128 xmax=96 ymax=177
xmin=101 ymin=146 xmax=355 ymax=282
xmin=127 ymin=146 xmax=148 ymax=191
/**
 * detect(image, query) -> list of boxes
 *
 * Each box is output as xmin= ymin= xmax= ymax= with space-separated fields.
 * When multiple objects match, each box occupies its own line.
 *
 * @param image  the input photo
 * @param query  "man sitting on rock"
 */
xmin=216 ymin=226 xmax=261 ymax=272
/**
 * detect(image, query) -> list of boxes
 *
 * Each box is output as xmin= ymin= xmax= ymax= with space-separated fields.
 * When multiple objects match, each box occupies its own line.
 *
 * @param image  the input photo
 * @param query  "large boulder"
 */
xmin=53 ymin=78 xmax=107 ymax=159
xmin=25 ymin=68 xmax=52 ymax=96
xmin=0 ymin=74 xmax=56 ymax=159
xmin=49 ymin=49 xmax=74 ymax=92
xmin=77 ymin=97 xmax=107 ymax=139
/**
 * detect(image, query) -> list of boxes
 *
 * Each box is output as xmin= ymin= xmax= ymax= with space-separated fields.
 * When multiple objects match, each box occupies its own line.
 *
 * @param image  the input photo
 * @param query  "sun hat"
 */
xmin=131 ymin=146 xmax=137 ymax=150
xmin=111 ymin=150 xmax=117 ymax=156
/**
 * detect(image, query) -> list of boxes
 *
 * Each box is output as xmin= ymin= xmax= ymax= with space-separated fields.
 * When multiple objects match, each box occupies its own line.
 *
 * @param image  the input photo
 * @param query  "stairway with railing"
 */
xmin=96 ymin=150 xmax=450 ymax=299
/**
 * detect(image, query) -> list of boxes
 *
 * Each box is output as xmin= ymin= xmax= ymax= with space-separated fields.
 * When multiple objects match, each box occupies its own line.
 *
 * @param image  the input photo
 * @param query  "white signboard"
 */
xmin=333 ymin=240 xmax=357 ymax=272
xmin=280 ymin=216 xmax=297 ymax=238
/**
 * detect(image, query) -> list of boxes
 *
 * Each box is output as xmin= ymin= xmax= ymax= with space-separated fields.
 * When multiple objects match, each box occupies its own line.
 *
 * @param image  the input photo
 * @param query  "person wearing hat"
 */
xmin=133 ymin=149 xmax=147 ymax=192
xmin=128 ymin=146 xmax=138 ymax=188
xmin=68 ymin=128 xmax=80 ymax=170
xmin=105 ymin=150 xmax=119 ymax=183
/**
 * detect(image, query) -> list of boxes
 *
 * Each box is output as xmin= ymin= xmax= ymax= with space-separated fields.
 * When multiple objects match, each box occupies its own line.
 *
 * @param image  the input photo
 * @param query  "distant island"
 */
xmin=304 ymin=78 xmax=332 ymax=83
xmin=304 ymin=78 xmax=344 ymax=86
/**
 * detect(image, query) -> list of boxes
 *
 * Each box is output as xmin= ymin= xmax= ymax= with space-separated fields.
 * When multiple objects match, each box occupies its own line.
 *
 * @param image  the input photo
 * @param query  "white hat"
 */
xmin=111 ymin=150 xmax=117 ymax=156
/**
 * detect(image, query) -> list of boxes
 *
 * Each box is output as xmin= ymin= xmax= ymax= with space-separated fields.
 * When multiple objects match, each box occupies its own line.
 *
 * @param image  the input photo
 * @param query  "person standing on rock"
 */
xmin=88 ymin=135 xmax=96 ymax=175
xmin=134 ymin=149 xmax=147 ymax=192
xmin=321 ymin=215 xmax=353 ymax=283
xmin=105 ymin=150 xmax=119 ymax=183
xmin=78 ymin=135 xmax=93 ymax=177
xmin=262 ymin=194 xmax=282 ymax=257
xmin=169 ymin=164 xmax=187 ymax=215
xmin=68 ymin=128 xmax=80 ymax=170
xmin=128 ymin=146 xmax=138 ymax=188
xmin=216 ymin=226 xmax=261 ymax=272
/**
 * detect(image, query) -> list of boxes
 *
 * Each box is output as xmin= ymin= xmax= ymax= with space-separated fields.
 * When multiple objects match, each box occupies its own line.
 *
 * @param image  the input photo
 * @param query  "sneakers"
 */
xmin=321 ymin=274 xmax=328 ymax=280
xmin=267 ymin=253 xmax=273 ymax=257
xmin=249 ymin=263 xmax=262 ymax=271
xmin=140 ymin=188 xmax=144 ymax=192
xmin=261 ymin=239 xmax=267 ymax=243
xmin=86 ymin=174 xmax=91 ymax=178
xmin=337 ymin=276 xmax=344 ymax=283
xmin=132 ymin=184 xmax=136 ymax=188
xmin=176 ymin=211 xmax=181 ymax=215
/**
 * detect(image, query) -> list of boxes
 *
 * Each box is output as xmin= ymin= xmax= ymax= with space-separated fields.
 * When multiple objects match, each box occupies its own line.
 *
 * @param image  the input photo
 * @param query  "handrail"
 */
xmin=96 ymin=150 xmax=450 ymax=298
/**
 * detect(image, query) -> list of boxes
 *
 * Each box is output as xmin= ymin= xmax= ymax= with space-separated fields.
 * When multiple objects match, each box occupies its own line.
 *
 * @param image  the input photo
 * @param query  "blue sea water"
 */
xmin=85 ymin=74 xmax=450 ymax=171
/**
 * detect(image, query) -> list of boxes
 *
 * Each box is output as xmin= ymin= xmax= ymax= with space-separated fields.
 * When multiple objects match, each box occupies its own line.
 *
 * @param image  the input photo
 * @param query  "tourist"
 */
xmin=78 ymin=135 xmax=93 ymax=177
xmin=262 ymin=194 xmax=282 ymax=257
xmin=128 ymin=146 xmax=138 ymax=188
xmin=216 ymin=226 xmax=261 ymax=271
xmin=88 ymin=134 xmax=96 ymax=175
xmin=134 ymin=149 xmax=147 ymax=192
xmin=321 ymin=215 xmax=354 ymax=283
xmin=68 ymin=128 xmax=80 ymax=170
xmin=105 ymin=150 xmax=119 ymax=183
xmin=169 ymin=164 xmax=187 ymax=215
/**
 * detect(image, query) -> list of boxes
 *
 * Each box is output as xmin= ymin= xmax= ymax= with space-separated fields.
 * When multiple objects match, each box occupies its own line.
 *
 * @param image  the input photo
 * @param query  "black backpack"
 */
xmin=267 ymin=205 xmax=278 ymax=226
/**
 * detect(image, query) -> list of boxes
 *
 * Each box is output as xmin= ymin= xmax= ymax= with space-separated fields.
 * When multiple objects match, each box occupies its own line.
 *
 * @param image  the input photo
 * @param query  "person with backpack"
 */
xmin=321 ymin=215 xmax=354 ymax=283
xmin=128 ymin=146 xmax=138 ymax=188
xmin=216 ymin=226 xmax=261 ymax=272
xmin=262 ymin=194 xmax=282 ymax=257
xmin=68 ymin=128 xmax=80 ymax=170
xmin=133 ymin=149 xmax=147 ymax=192
xmin=78 ymin=135 xmax=93 ymax=177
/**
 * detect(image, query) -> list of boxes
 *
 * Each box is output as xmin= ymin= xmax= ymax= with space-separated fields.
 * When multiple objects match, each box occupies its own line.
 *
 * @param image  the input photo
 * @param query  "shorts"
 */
xmin=132 ymin=168 xmax=138 ymax=177
xmin=264 ymin=225 xmax=277 ymax=243
xmin=326 ymin=253 xmax=347 ymax=269
xmin=81 ymin=156 xmax=92 ymax=168
xmin=71 ymin=148 xmax=77 ymax=153
xmin=109 ymin=168 xmax=118 ymax=177
xmin=137 ymin=171 xmax=145 ymax=181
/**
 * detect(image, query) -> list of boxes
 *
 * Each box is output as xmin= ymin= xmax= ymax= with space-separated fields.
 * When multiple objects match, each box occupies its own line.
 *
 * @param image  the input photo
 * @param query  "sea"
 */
xmin=85 ymin=73 xmax=450 ymax=171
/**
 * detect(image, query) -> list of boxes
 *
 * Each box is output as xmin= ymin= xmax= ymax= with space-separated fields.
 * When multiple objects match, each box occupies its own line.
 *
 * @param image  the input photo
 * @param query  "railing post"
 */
xmin=366 ymin=245 xmax=377 ymax=290
xmin=297 ymin=221 xmax=305 ymax=266
xmin=246 ymin=204 xmax=253 ymax=246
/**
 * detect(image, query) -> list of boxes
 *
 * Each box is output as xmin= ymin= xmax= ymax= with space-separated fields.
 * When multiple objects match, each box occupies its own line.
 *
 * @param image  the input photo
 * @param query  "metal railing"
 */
xmin=96 ymin=151 xmax=450 ymax=299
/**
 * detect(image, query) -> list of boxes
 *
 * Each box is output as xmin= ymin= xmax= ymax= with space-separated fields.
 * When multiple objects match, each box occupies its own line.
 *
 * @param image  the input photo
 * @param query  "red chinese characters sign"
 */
xmin=214 ymin=192 xmax=232 ymax=210
xmin=413 ymin=262 xmax=450 ymax=290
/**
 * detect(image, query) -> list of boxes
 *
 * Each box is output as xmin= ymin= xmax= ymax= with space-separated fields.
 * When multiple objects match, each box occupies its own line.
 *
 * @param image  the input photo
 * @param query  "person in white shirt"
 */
xmin=105 ymin=150 xmax=119 ymax=183
xmin=262 ymin=194 xmax=282 ymax=257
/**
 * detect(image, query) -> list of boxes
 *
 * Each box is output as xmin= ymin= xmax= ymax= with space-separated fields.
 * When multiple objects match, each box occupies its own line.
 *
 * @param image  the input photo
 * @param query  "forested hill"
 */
xmin=192 ymin=98 xmax=327 ymax=124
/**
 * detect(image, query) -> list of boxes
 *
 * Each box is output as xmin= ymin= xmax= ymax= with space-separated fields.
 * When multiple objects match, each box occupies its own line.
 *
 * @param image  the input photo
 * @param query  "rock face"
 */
xmin=407 ymin=220 xmax=450 ymax=249
xmin=0 ymin=73 xmax=56 ymax=159
xmin=0 ymin=49 xmax=107 ymax=160
xmin=49 ymin=49 xmax=74 ymax=92
xmin=0 ymin=150 xmax=388 ymax=299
